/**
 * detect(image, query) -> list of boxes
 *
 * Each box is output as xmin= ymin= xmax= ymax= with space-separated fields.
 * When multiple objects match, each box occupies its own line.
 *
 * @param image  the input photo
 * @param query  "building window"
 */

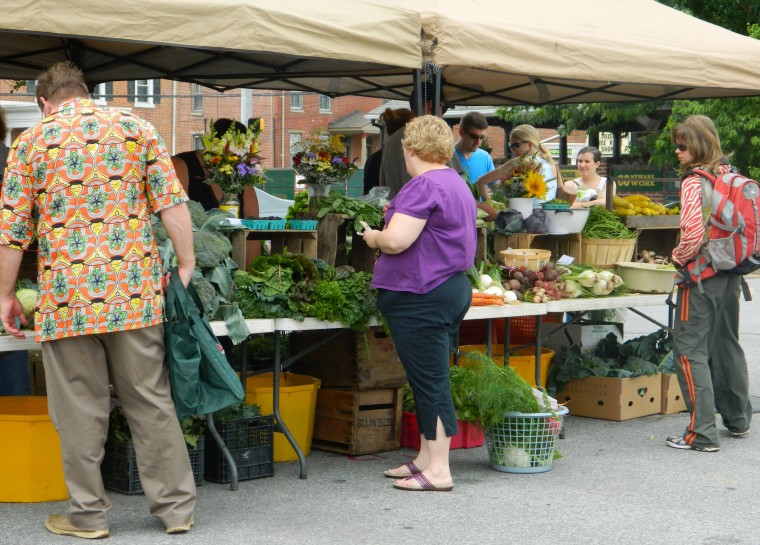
xmin=191 ymin=84 xmax=203 ymax=113
xmin=289 ymin=132 xmax=303 ymax=166
xmin=130 ymin=79 xmax=159 ymax=107
xmin=290 ymin=92 xmax=303 ymax=111
xmin=319 ymin=95 xmax=332 ymax=113
xmin=91 ymin=83 xmax=113 ymax=105
xmin=192 ymin=133 xmax=204 ymax=150
xmin=26 ymin=80 xmax=36 ymax=95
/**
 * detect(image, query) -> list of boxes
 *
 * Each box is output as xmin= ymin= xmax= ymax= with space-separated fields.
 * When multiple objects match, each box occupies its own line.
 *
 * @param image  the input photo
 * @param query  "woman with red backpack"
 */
xmin=667 ymin=115 xmax=753 ymax=452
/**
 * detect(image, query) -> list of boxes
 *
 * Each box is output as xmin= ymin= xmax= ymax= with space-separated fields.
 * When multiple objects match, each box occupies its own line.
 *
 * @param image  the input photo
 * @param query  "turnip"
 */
xmin=484 ymin=285 xmax=504 ymax=296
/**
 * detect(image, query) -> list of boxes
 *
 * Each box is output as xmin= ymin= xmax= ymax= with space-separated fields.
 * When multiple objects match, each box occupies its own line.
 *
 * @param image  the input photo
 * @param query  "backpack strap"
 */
xmin=741 ymin=277 xmax=753 ymax=301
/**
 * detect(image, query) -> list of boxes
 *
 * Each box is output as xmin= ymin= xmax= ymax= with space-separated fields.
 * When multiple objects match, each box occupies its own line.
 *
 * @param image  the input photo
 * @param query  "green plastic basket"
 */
xmin=484 ymin=406 xmax=567 ymax=474
xmin=288 ymin=219 xmax=318 ymax=230
xmin=241 ymin=219 xmax=270 ymax=230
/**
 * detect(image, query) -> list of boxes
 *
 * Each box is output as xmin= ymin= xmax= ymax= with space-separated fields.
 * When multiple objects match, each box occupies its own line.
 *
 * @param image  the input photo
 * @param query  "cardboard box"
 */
xmin=556 ymin=374 xmax=662 ymax=421
xmin=312 ymin=387 xmax=403 ymax=455
xmin=660 ymin=373 xmax=688 ymax=415
xmin=543 ymin=321 xmax=623 ymax=354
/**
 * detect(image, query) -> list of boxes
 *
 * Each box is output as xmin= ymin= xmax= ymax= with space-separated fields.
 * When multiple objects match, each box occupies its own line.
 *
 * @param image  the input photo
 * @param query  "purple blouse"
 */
xmin=371 ymin=167 xmax=477 ymax=294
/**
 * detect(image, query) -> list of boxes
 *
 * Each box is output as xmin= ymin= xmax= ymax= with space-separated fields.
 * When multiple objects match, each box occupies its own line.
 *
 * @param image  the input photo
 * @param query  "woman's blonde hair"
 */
xmin=511 ymin=124 xmax=555 ymax=166
xmin=401 ymin=115 xmax=454 ymax=165
xmin=671 ymin=115 xmax=726 ymax=175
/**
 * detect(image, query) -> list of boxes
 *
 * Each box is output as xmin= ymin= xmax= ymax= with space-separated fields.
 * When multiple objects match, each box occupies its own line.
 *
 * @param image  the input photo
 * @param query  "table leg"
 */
xmin=503 ymin=318 xmax=511 ymax=366
xmin=273 ymin=330 xmax=308 ymax=479
xmin=534 ymin=316 xmax=543 ymax=388
xmin=205 ymin=413 xmax=239 ymax=491
xmin=485 ymin=319 xmax=493 ymax=358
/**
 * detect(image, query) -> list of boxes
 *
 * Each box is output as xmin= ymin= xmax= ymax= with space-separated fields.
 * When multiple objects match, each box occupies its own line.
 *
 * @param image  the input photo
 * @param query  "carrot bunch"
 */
xmin=470 ymin=292 xmax=505 ymax=306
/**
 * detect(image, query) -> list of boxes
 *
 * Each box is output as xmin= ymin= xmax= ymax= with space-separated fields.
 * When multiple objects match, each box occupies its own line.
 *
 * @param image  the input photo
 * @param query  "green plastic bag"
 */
xmin=164 ymin=271 xmax=245 ymax=420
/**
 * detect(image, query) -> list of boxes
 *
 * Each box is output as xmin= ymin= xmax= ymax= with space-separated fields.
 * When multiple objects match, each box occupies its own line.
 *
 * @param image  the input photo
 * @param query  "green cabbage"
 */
xmin=16 ymin=288 xmax=37 ymax=322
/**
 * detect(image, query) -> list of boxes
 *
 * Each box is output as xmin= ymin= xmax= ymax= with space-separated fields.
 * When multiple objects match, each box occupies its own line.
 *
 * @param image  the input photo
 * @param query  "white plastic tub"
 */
xmin=545 ymin=208 xmax=590 ymax=234
xmin=614 ymin=262 xmax=677 ymax=294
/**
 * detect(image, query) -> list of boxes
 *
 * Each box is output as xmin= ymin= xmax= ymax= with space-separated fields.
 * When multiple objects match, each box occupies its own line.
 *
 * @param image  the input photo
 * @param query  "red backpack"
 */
xmin=676 ymin=169 xmax=760 ymax=297
xmin=693 ymin=168 xmax=760 ymax=274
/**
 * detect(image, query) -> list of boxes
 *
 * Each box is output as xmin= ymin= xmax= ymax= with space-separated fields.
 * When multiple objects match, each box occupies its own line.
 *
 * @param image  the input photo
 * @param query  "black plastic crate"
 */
xmin=205 ymin=415 xmax=274 ymax=483
xmin=101 ymin=437 xmax=205 ymax=495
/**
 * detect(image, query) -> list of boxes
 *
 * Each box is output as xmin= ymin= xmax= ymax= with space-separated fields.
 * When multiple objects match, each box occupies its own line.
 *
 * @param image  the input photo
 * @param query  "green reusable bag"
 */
xmin=164 ymin=271 xmax=245 ymax=420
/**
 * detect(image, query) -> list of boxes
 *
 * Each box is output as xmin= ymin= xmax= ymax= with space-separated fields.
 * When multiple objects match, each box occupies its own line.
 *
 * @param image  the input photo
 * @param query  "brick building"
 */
xmin=1 ymin=78 xmax=588 ymax=175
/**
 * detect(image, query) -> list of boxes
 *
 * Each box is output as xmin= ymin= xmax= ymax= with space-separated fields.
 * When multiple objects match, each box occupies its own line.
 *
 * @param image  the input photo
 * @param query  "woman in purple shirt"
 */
xmin=363 ymin=115 xmax=477 ymax=492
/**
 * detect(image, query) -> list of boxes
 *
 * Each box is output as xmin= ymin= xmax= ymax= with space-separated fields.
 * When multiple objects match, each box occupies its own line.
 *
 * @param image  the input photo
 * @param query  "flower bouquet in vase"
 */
xmin=202 ymin=121 xmax=267 ymax=218
xmin=492 ymin=157 xmax=547 ymax=219
xmin=292 ymin=134 xmax=358 ymax=211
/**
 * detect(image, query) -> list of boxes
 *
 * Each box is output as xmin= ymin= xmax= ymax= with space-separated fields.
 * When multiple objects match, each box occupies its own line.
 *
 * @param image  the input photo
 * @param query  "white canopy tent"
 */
xmin=2 ymin=0 xmax=759 ymax=105
xmin=0 ymin=0 xmax=422 ymax=94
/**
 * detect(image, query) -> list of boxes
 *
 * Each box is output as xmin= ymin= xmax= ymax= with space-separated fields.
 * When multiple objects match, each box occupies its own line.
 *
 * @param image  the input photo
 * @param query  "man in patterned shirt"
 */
xmin=0 ymin=62 xmax=197 ymax=538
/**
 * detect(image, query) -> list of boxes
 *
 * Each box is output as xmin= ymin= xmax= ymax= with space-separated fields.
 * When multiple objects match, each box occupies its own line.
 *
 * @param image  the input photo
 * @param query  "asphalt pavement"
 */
xmin=2 ymin=280 xmax=760 ymax=545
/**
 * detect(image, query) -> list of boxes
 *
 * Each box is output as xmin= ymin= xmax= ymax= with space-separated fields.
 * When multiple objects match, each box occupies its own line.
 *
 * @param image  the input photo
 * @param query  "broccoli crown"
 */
xmin=187 ymin=200 xmax=208 ymax=230
xmin=190 ymin=271 xmax=220 ymax=318
xmin=193 ymin=231 xmax=231 ymax=269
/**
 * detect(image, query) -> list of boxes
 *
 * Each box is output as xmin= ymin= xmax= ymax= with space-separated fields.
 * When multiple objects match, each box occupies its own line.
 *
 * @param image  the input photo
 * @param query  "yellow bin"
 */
xmin=455 ymin=345 xmax=554 ymax=388
xmin=245 ymin=372 xmax=321 ymax=462
xmin=0 ymin=396 xmax=68 ymax=502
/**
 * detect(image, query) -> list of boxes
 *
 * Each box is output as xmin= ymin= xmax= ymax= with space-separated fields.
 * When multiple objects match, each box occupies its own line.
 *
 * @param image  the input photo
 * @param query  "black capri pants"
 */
xmin=376 ymin=273 xmax=471 ymax=440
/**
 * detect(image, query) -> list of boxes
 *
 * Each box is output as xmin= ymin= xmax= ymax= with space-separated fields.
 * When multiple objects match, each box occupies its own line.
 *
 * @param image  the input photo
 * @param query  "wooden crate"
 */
xmin=315 ymin=213 xmax=375 ymax=272
xmin=229 ymin=229 xmax=317 ymax=269
xmin=289 ymin=326 xmax=407 ymax=389
xmin=312 ymin=387 xmax=403 ymax=455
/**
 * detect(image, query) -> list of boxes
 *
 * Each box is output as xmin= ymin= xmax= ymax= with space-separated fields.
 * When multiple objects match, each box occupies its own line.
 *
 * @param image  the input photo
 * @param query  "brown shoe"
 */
xmin=45 ymin=514 xmax=109 ymax=539
xmin=165 ymin=516 xmax=195 ymax=534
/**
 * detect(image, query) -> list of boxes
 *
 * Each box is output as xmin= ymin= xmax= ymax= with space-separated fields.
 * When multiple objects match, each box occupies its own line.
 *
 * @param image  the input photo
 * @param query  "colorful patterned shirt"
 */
xmin=0 ymin=98 xmax=187 ymax=342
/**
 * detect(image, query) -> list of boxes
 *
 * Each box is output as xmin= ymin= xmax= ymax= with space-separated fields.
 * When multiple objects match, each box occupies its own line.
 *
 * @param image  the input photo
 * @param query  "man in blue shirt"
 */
xmin=454 ymin=112 xmax=494 ymax=191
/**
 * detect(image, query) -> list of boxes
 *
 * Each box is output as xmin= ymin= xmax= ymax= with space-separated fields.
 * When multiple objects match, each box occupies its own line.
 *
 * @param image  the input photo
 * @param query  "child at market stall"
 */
xmin=666 ymin=114 xmax=752 ymax=452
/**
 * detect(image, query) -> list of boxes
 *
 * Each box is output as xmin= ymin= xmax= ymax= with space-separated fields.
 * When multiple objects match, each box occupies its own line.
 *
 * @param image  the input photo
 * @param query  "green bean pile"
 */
xmin=581 ymin=206 xmax=637 ymax=239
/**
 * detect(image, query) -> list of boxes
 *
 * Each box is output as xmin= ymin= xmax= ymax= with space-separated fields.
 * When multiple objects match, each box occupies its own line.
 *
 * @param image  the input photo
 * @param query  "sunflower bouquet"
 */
xmin=492 ymin=157 xmax=548 ymax=202
xmin=201 ymin=121 xmax=267 ymax=195
xmin=292 ymin=134 xmax=358 ymax=185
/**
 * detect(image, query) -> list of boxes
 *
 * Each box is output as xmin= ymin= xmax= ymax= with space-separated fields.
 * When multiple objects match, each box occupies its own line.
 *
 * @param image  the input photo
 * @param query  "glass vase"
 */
xmin=219 ymin=192 xmax=240 ymax=218
xmin=306 ymin=183 xmax=330 ymax=212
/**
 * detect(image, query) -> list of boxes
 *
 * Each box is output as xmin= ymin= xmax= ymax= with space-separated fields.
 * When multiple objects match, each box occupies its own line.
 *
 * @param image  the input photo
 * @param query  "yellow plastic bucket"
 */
xmin=0 ymin=396 xmax=68 ymax=502
xmin=455 ymin=345 xmax=554 ymax=388
xmin=245 ymin=372 xmax=321 ymax=462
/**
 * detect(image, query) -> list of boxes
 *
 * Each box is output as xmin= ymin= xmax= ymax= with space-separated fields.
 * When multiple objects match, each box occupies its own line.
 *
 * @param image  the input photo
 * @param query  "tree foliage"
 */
xmin=656 ymin=0 xmax=759 ymax=35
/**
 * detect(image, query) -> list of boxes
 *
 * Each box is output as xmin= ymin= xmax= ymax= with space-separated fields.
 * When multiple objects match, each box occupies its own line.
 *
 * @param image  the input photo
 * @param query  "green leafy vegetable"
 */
xmin=581 ymin=206 xmax=637 ymax=239
xmin=108 ymin=404 xmax=206 ymax=448
xmin=232 ymin=253 xmax=380 ymax=331
xmin=547 ymin=328 xmax=670 ymax=395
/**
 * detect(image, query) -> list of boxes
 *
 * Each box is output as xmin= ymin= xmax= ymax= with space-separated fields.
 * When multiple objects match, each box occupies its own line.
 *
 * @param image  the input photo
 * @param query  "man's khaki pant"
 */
xmin=42 ymin=325 xmax=196 ymax=531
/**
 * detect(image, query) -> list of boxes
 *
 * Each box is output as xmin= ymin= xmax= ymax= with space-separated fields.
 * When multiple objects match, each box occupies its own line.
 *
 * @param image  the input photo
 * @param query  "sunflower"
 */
xmin=523 ymin=170 xmax=547 ymax=199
